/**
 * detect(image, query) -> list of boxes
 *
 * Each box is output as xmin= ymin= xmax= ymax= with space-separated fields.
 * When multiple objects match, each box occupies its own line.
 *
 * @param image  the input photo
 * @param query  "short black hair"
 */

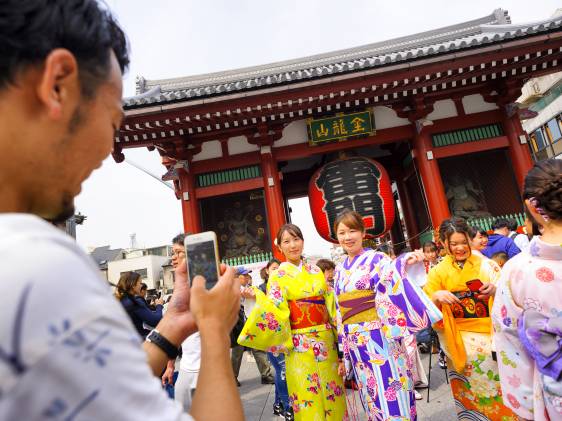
xmin=0 ymin=0 xmax=129 ymax=98
xmin=507 ymin=219 xmax=518 ymax=232
xmin=468 ymin=226 xmax=488 ymax=240
xmin=492 ymin=218 xmax=510 ymax=230
xmin=316 ymin=259 xmax=335 ymax=273
xmin=422 ymin=241 xmax=437 ymax=252
xmin=172 ymin=233 xmax=186 ymax=246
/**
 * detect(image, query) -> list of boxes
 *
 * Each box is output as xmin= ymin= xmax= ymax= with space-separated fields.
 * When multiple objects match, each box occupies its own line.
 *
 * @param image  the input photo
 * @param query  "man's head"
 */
xmin=237 ymin=267 xmax=252 ymax=286
xmin=171 ymin=233 xmax=186 ymax=269
xmin=0 ymin=0 xmax=129 ymax=222
xmin=491 ymin=219 xmax=510 ymax=236
xmin=507 ymin=219 xmax=518 ymax=232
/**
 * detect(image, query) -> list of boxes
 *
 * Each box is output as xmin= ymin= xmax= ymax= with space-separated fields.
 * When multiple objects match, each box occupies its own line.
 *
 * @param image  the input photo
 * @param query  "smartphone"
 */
xmin=466 ymin=279 xmax=483 ymax=293
xmin=184 ymin=231 xmax=221 ymax=289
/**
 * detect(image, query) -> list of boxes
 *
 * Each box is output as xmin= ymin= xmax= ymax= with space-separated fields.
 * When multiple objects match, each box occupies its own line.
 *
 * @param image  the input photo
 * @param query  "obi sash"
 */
xmin=451 ymin=290 xmax=490 ymax=319
xmin=288 ymin=295 xmax=329 ymax=330
xmin=338 ymin=290 xmax=378 ymax=325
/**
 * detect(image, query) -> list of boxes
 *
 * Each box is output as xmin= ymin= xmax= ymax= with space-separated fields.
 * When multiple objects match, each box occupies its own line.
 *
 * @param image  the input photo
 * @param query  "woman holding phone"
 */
xmin=238 ymin=224 xmax=346 ymax=421
xmin=424 ymin=218 xmax=515 ymax=420
xmin=333 ymin=210 xmax=441 ymax=420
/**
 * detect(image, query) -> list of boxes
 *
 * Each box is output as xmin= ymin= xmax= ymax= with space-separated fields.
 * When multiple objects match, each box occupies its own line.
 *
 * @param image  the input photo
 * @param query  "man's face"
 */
xmin=19 ymin=52 xmax=124 ymax=221
xmin=239 ymin=274 xmax=251 ymax=286
xmin=171 ymin=243 xmax=186 ymax=269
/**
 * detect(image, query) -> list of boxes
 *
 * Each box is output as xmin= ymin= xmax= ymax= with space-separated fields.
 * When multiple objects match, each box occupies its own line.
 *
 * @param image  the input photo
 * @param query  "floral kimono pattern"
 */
xmin=334 ymin=249 xmax=442 ymax=421
xmin=424 ymin=252 xmax=516 ymax=420
xmin=238 ymin=262 xmax=347 ymax=421
xmin=492 ymin=237 xmax=562 ymax=420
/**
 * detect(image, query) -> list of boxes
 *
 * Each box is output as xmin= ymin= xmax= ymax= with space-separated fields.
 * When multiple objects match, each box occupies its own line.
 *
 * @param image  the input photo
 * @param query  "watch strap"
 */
xmin=146 ymin=329 xmax=179 ymax=359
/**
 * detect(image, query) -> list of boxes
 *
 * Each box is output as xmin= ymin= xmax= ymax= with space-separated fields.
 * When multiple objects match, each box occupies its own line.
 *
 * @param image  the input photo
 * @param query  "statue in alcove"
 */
xmin=445 ymin=175 xmax=492 ymax=219
xmin=221 ymin=204 xmax=266 ymax=258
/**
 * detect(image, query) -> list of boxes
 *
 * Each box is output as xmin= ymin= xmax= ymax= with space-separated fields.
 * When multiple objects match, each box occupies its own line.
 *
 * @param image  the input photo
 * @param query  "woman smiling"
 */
xmin=424 ymin=218 xmax=515 ymax=420
xmin=332 ymin=210 xmax=441 ymax=420
xmin=238 ymin=224 xmax=346 ymax=421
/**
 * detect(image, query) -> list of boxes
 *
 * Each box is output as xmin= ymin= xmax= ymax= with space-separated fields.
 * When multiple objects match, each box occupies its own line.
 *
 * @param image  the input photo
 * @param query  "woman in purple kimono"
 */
xmin=333 ymin=210 xmax=442 ymax=420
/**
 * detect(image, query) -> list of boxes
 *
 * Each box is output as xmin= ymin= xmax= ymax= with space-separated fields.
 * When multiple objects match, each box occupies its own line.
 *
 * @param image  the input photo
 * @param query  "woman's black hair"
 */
xmin=422 ymin=241 xmax=438 ymax=251
xmin=439 ymin=217 xmax=471 ymax=244
xmin=523 ymin=159 xmax=562 ymax=221
xmin=468 ymin=226 xmax=488 ymax=240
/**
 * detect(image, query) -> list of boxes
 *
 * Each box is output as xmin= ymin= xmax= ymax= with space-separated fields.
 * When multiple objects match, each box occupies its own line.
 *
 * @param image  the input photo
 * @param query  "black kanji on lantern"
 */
xmin=315 ymin=157 xmax=384 ymax=239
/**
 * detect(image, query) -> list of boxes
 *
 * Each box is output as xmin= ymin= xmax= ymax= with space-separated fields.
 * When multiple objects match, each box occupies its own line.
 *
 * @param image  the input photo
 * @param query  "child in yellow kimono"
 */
xmin=238 ymin=224 xmax=347 ymax=421
xmin=424 ymin=218 xmax=515 ymax=420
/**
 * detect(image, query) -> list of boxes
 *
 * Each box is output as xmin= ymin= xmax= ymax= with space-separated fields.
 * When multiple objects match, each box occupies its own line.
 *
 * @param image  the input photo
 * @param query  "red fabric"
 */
xmin=288 ymin=296 xmax=329 ymax=329
xmin=308 ymin=157 xmax=394 ymax=243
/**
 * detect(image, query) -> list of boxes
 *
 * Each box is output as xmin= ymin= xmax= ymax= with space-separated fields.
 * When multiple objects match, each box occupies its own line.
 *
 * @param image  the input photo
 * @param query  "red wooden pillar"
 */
xmin=396 ymin=178 xmax=420 ymax=249
xmin=260 ymin=146 xmax=286 ymax=260
xmin=502 ymin=111 xmax=534 ymax=190
xmin=413 ymin=127 xmax=451 ymax=227
xmin=178 ymin=165 xmax=201 ymax=234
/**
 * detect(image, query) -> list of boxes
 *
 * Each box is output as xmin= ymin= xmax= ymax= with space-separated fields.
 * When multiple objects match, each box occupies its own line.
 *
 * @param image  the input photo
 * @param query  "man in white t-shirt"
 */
xmin=161 ymin=234 xmax=202 ymax=412
xmin=0 ymin=2 xmax=243 ymax=420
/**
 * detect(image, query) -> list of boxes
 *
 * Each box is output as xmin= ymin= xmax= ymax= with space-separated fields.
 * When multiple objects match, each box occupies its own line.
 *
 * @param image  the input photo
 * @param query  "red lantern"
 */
xmin=308 ymin=157 xmax=395 ymax=243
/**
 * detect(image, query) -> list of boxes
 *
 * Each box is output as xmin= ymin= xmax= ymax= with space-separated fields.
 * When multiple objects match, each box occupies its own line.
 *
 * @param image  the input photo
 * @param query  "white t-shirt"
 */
xmin=0 ymin=214 xmax=193 ymax=421
xmin=179 ymin=332 xmax=201 ymax=373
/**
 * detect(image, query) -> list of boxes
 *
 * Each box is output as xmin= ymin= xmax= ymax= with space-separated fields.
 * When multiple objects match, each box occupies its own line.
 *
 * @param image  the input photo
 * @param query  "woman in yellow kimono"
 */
xmin=238 ymin=223 xmax=347 ymax=421
xmin=424 ymin=217 xmax=516 ymax=420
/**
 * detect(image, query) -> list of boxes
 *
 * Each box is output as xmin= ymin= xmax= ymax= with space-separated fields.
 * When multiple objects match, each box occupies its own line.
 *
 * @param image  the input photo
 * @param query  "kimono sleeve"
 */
xmin=237 ymin=278 xmax=292 ymax=354
xmin=491 ymin=269 xmax=535 ymax=419
xmin=374 ymin=253 xmax=442 ymax=341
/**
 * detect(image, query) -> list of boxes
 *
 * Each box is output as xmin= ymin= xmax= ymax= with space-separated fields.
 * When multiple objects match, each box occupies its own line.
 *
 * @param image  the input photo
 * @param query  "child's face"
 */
xmin=424 ymin=249 xmax=437 ymax=262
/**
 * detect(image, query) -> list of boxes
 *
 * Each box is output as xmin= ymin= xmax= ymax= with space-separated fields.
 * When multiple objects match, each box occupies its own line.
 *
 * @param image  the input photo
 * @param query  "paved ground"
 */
xmin=237 ymin=351 xmax=456 ymax=421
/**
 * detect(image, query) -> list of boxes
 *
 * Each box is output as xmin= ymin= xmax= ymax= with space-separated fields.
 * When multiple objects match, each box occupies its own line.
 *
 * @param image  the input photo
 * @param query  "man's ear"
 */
xmin=36 ymin=49 xmax=79 ymax=120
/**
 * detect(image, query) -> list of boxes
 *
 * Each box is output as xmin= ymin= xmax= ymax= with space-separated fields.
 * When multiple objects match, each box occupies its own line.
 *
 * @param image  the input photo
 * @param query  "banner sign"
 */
xmin=307 ymin=110 xmax=375 ymax=145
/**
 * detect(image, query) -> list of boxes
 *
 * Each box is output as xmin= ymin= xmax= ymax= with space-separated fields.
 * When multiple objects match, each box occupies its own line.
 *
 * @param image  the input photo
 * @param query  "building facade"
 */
xmin=114 ymin=9 xmax=562 ymax=256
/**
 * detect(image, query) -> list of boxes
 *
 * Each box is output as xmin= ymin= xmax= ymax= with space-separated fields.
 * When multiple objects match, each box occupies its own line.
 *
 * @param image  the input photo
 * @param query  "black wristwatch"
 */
xmin=145 ymin=329 xmax=180 ymax=359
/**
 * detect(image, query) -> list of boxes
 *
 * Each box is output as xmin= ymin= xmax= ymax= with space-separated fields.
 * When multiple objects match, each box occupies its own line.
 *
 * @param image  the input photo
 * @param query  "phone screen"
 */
xmin=186 ymin=238 xmax=219 ymax=289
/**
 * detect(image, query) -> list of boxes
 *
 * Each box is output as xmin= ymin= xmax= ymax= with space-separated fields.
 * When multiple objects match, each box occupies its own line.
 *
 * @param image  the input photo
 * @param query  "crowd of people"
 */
xmin=0 ymin=1 xmax=560 ymax=421
xmin=235 ymin=158 xmax=561 ymax=421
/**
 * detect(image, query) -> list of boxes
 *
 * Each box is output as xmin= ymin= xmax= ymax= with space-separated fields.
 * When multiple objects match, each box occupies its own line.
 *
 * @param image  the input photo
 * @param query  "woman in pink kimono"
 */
xmin=492 ymin=158 xmax=562 ymax=421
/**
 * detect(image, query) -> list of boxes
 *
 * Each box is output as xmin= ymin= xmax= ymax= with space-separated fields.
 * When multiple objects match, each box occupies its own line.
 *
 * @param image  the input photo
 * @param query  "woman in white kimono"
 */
xmin=493 ymin=158 xmax=562 ymax=420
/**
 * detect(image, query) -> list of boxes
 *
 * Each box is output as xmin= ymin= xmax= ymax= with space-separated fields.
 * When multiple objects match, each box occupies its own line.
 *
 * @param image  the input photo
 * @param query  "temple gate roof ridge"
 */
xmin=124 ymin=8 xmax=562 ymax=108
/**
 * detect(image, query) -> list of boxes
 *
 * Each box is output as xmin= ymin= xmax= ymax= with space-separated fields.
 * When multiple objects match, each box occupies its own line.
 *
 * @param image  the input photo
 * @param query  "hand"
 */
xmin=161 ymin=361 xmax=175 ymax=386
xmin=155 ymin=297 xmax=164 ymax=306
xmin=432 ymin=290 xmax=461 ymax=305
xmin=157 ymin=257 xmax=198 ymax=346
xmin=478 ymin=283 xmax=496 ymax=300
xmin=337 ymin=360 xmax=346 ymax=377
xmin=405 ymin=250 xmax=425 ymax=266
xmin=190 ymin=265 xmax=240 ymax=339
xmin=241 ymin=287 xmax=256 ymax=299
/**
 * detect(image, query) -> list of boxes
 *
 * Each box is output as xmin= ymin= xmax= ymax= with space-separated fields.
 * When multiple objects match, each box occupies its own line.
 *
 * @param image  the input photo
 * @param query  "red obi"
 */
xmin=288 ymin=296 xmax=329 ymax=329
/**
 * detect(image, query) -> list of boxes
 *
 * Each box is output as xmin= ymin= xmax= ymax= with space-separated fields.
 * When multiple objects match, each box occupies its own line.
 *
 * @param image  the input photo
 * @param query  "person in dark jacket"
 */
xmin=114 ymin=271 xmax=163 ymax=338
xmin=482 ymin=218 xmax=521 ymax=260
